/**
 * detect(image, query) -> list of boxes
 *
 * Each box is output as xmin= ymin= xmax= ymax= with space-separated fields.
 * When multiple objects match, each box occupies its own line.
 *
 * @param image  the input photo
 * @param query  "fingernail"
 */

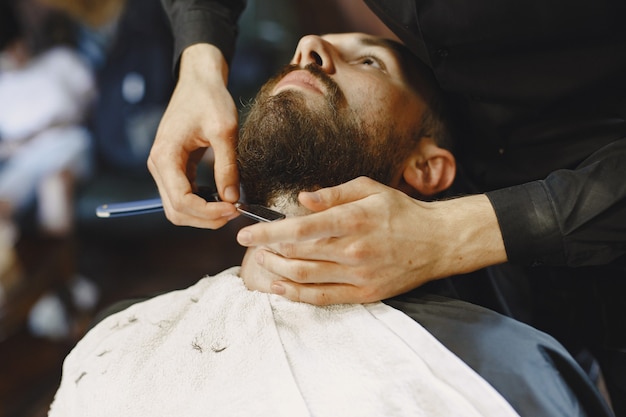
xmin=271 ymin=283 xmax=285 ymax=295
xmin=237 ymin=230 xmax=252 ymax=245
xmin=224 ymin=186 xmax=238 ymax=202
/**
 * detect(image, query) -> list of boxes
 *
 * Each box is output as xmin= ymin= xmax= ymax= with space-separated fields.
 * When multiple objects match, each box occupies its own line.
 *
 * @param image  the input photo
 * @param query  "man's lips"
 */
xmin=272 ymin=70 xmax=324 ymax=95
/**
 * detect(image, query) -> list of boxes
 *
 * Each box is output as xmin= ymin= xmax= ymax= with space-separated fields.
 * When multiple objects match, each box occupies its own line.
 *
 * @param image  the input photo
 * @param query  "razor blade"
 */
xmin=96 ymin=187 xmax=285 ymax=223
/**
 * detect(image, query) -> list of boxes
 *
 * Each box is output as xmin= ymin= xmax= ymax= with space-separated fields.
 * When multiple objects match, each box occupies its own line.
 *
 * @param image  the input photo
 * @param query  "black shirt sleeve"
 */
xmin=487 ymin=137 xmax=626 ymax=267
xmin=161 ymin=0 xmax=246 ymax=75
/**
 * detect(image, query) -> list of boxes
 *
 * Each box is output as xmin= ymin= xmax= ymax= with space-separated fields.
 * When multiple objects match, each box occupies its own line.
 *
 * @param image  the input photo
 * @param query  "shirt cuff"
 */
xmin=170 ymin=9 xmax=238 ymax=76
xmin=486 ymin=181 xmax=564 ymax=266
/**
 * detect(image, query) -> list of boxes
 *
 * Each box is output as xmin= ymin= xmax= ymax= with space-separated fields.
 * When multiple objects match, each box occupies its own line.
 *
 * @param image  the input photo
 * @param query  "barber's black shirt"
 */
xmin=365 ymin=0 xmax=626 ymax=267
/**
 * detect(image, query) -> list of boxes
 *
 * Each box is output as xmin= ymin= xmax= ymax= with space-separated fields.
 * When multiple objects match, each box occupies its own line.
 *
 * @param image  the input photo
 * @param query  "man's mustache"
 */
xmin=270 ymin=63 xmax=345 ymax=109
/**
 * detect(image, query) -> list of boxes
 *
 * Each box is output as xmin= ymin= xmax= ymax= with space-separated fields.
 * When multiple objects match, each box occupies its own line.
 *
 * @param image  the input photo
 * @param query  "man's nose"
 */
xmin=291 ymin=35 xmax=336 ymax=73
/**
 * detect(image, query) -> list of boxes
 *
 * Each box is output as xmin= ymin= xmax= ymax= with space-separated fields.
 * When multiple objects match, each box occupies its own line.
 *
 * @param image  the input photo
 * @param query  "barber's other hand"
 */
xmin=237 ymin=177 xmax=507 ymax=305
xmin=148 ymin=44 xmax=239 ymax=228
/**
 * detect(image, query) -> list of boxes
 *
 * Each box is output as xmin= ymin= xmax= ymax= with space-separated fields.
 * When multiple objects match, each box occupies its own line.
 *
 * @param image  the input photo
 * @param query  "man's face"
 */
xmin=238 ymin=33 xmax=428 ymax=207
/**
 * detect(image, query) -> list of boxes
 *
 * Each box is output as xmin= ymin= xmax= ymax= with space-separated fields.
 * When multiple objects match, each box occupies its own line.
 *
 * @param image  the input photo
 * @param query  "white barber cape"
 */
xmin=49 ymin=267 xmax=520 ymax=417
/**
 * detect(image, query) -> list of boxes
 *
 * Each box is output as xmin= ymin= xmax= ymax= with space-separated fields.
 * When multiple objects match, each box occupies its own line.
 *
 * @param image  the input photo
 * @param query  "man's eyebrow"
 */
xmin=358 ymin=36 xmax=402 ymax=56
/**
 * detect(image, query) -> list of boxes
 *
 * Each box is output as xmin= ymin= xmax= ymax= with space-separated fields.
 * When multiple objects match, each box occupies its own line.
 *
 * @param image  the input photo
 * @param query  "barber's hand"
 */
xmin=148 ymin=44 xmax=240 ymax=228
xmin=236 ymin=177 xmax=507 ymax=305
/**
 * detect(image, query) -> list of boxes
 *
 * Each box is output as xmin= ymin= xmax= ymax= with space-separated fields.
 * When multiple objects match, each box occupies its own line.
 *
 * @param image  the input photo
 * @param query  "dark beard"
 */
xmin=237 ymin=65 xmax=412 ymax=207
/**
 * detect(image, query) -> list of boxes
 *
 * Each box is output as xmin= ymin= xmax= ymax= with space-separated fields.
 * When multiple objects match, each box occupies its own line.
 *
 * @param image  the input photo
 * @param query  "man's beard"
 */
xmin=237 ymin=64 xmax=414 ymax=207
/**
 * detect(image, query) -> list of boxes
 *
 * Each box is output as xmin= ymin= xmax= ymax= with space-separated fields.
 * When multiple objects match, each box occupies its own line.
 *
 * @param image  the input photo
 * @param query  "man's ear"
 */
xmin=401 ymin=137 xmax=456 ymax=197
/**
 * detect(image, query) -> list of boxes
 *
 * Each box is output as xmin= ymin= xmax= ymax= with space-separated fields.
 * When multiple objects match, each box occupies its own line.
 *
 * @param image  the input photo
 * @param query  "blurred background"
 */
xmin=0 ymin=0 xmax=393 ymax=415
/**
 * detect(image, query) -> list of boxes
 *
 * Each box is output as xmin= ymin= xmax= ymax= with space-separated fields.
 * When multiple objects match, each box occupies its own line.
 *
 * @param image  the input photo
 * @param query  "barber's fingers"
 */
xmin=153 ymin=155 xmax=240 ymax=229
xmin=237 ymin=177 xmax=392 ymax=247
xmin=255 ymin=249 xmax=349 ymax=284
xmin=149 ymin=144 xmax=239 ymax=228
xmin=163 ymin=192 xmax=239 ymax=229
xmin=270 ymin=280 xmax=374 ymax=306
xmin=252 ymin=215 xmax=381 ymax=269
xmin=237 ymin=209 xmax=342 ymax=248
xmin=253 ymin=237 xmax=394 ymax=292
xmin=298 ymin=176 xmax=387 ymax=212
xmin=237 ymin=193 xmax=378 ymax=249
xmin=158 ymin=178 xmax=239 ymax=229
